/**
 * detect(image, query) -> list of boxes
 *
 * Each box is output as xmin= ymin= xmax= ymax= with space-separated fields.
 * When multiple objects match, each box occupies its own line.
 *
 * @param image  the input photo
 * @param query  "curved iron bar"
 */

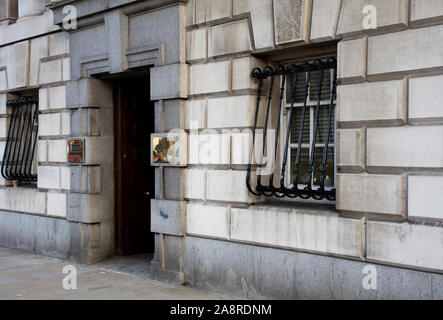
xmin=319 ymin=57 xmax=337 ymax=200
xmin=246 ymin=58 xmax=337 ymax=200
xmin=290 ymin=61 xmax=311 ymax=199
xmin=26 ymin=98 xmax=39 ymax=181
xmin=306 ymin=60 xmax=325 ymax=200
xmin=279 ymin=63 xmax=301 ymax=199
xmin=256 ymin=66 xmax=276 ymax=196
xmin=246 ymin=68 xmax=265 ymax=196
xmin=1 ymin=100 xmax=18 ymax=180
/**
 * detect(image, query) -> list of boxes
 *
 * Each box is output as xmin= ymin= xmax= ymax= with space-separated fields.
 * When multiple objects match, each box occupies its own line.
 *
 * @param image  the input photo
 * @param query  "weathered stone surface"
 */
xmin=207 ymin=95 xmax=260 ymax=128
xmin=0 ymin=140 xmax=5 ymax=162
xmin=0 ymin=210 xmax=70 ymax=259
xmin=70 ymin=107 xmax=100 ymax=137
xmin=206 ymin=169 xmax=260 ymax=203
xmin=189 ymin=61 xmax=231 ymax=95
xmin=0 ymin=10 xmax=58 ymax=47
xmin=14 ymin=40 xmax=30 ymax=87
xmin=66 ymin=193 xmax=113 ymax=223
xmin=47 ymin=192 xmax=67 ymax=217
xmin=367 ymin=221 xmax=443 ymax=272
xmin=0 ymin=94 xmax=6 ymax=114
xmin=164 ymin=234 xmax=183 ymax=273
xmin=151 ymin=199 xmax=185 ymax=236
xmin=336 ymin=0 xmax=408 ymax=36
xmin=0 ymin=0 xmax=18 ymax=25
xmin=150 ymin=63 xmax=188 ymax=100
xmin=82 ymin=136 xmax=114 ymax=165
xmin=408 ymin=175 xmax=443 ymax=220
xmin=66 ymin=78 xmax=113 ymax=108
xmin=39 ymin=139 xmax=67 ymax=163
xmin=333 ymin=258 xmax=432 ymax=299
xmin=230 ymin=131 xmax=256 ymax=165
xmin=0 ymin=118 xmax=7 ymax=138
xmin=37 ymin=166 xmax=70 ymax=190
xmin=368 ymin=25 xmax=443 ymax=77
xmin=48 ymin=85 xmax=66 ymax=109
xmin=367 ymin=126 xmax=443 ymax=168
xmin=163 ymin=99 xmax=185 ymax=131
xmin=337 ymin=128 xmax=365 ymax=170
xmin=185 ymin=99 xmax=206 ymax=129
xmin=233 ymin=0 xmax=274 ymax=49
xmin=40 ymin=85 xmax=67 ymax=110
xmin=48 ymin=31 xmax=69 ymax=56
xmin=127 ymin=5 xmax=183 ymax=65
xmin=337 ymin=173 xmax=406 ymax=217
xmin=39 ymin=58 xmax=63 ymax=85
xmin=163 ymin=167 xmax=184 ymax=200
xmin=69 ymin=24 xmax=107 ymax=80
xmin=184 ymin=168 xmax=206 ymax=200
xmin=69 ymin=165 xmax=101 ymax=194
xmin=433 ymin=274 xmax=443 ymax=300
xmin=337 ymin=80 xmax=407 ymax=124
xmin=208 ymin=19 xmax=252 ymax=57
xmin=29 ymin=36 xmax=49 ymax=86
xmin=410 ymin=0 xmax=443 ymax=25
xmin=189 ymin=133 xmax=230 ymax=165
xmin=310 ymin=0 xmax=341 ymax=41
xmin=195 ymin=0 xmax=232 ymax=24
xmin=18 ymin=0 xmax=45 ymax=19
xmin=337 ymin=37 xmax=366 ymax=81
xmin=38 ymin=112 xmax=70 ymax=136
xmin=0 ymin=188 xmax=46 ymax=215
xmin=232 ymin=56 xmax=266 ymax=91
xmin=104 ymin=10 xmax=129 ymax=73
xmin=409 ymin=74 xmax=443 ymax=123
xmin=184 ymin=235 xmax=441 ymax=299
xmin=186 ymin=27 xmax=207 ymax=61
xmin=186 ymin=202 xmax=230 ymax=239
xmin=231 ymin=206 xmax=364 ymax=259
xmin=183 ymin=236 xmax=335 ymax=299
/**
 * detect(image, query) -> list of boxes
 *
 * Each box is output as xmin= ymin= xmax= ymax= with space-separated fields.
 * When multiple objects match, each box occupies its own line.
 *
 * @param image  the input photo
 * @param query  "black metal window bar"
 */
xmin=1 ymin=97 xmax=39 ymax=182
xmin=246 ymin=57 xmax=337 ymax=200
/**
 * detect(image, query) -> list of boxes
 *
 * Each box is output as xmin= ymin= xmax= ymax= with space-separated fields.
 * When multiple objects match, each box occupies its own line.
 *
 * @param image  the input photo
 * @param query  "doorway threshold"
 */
xmin=92 ymin=254 xmax=154 ymax=279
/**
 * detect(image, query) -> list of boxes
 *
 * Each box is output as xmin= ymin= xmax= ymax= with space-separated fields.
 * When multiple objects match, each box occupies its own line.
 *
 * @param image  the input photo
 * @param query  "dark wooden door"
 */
xmin=114 ymin=75 xmax=155 ymax=256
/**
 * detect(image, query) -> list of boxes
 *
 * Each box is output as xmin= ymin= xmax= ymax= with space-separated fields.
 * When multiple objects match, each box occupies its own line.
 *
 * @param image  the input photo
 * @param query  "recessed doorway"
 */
xmin=113 ymin=74 xmax=155 ymax=256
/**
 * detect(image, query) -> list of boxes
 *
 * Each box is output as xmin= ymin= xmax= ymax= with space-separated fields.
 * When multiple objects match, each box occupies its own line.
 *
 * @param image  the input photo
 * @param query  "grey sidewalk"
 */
xmin=0 ymin=247 xmax=240 ymax=300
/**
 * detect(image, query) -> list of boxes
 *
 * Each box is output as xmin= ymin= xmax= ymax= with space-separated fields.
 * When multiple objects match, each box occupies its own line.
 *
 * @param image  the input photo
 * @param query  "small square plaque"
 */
xmin=67 ymin=139 xmax=85 ymax=163
xmin=150 ymin=132 xmax=187 ymax=167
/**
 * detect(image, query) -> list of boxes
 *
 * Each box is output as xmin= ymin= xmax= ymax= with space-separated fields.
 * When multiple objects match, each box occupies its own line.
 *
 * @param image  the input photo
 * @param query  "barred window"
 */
xmin=285 ymin=63 xmax=336 ymax=192
xmin=246 ymin=57 xmax=337 ymax=201
xmin=1 ymin=97 xmax=39 ymax=183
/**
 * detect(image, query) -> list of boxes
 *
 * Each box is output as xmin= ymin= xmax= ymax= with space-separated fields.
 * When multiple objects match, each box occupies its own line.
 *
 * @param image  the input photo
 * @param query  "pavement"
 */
xmin=0 ymin=247 xmax=240 ymax=300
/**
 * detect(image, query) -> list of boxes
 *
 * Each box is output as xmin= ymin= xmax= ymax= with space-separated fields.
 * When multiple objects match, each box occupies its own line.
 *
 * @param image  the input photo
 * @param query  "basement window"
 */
xmin=246 ymin=57 xmax=337 ymax=201
xmin=1 ymin=96 xmax=39 ymax=184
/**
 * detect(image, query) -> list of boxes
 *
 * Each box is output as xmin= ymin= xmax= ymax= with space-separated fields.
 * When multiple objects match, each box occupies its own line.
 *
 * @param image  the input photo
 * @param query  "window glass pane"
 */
xmin=310 ymin=69 xmax=331 ymax=101
xmin=290 ymin=107 xmax=310 ymax=145
xmin=316 ymin=105 xmax=335 ymax=145
xmin=313 ymin=147 xmax=335 ymax=187
xmin=286 ymin=72 xmax=306 ymax=103
xmin=290 ymin=148 xmax=310 ymax=185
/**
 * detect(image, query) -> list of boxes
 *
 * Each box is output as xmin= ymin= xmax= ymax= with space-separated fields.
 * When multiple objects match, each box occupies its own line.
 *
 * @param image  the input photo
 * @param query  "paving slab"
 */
xmin=0 ymin=247 xmax=240 ymax=300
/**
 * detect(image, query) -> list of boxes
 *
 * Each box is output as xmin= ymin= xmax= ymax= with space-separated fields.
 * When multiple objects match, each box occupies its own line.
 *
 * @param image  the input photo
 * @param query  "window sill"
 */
xmin=249 ymin=199 xmax=337 ymax=216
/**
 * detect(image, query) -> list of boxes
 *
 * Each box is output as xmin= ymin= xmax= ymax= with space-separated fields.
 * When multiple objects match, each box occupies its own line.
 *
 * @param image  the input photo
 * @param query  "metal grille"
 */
xmin=1 ymin=97 xmax=39 ymax=182
xmin=246 ymin=58 xmax=337 ymax=201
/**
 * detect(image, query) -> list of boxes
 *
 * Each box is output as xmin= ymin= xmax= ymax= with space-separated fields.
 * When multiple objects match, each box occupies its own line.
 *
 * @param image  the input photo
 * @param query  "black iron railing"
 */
xmin=1 ymin=97 xmax=39 ymax=182
xmin=246 ymin=58 xmax=337 ymax=201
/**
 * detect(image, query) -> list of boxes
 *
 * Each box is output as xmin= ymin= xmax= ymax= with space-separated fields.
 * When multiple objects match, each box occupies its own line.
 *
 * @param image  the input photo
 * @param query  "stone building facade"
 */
xmin=0 ymin=0 xmax=442 ymax=299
